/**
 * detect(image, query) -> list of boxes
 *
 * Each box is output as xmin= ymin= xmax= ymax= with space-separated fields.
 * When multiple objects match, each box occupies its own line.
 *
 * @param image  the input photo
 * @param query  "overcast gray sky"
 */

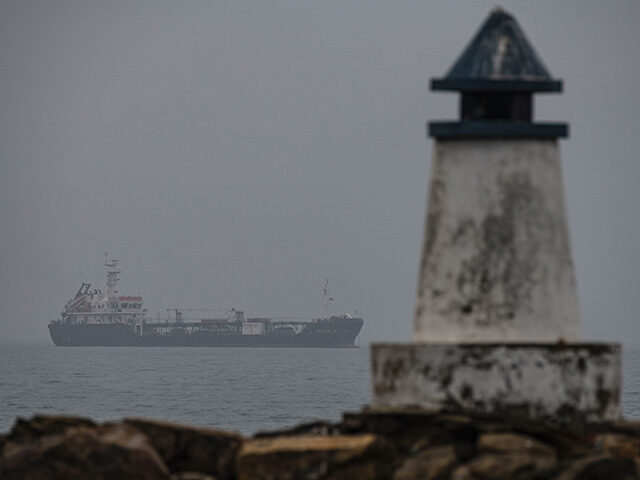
xmin=1 ymin=1 xmax=638 ymax=345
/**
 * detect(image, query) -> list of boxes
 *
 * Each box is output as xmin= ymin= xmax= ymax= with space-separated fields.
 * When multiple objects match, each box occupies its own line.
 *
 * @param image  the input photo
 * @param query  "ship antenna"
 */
xmin=323 ymin=278 xmax=334 ymax=320
xmin=104 ymin=253 xmax=121 ymax=300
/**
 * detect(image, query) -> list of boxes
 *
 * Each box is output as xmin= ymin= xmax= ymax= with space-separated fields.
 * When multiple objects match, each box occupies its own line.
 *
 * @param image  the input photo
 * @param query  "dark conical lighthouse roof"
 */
xmin=432 ymin=7 xmax=562 ymax=92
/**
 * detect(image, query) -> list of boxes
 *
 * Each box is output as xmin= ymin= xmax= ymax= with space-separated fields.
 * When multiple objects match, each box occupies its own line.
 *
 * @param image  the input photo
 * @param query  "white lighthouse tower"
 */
xmin=371 ymin=8 xmax=621 ymax=422
xmin=415 ymin=7 xmax=579 ymax=343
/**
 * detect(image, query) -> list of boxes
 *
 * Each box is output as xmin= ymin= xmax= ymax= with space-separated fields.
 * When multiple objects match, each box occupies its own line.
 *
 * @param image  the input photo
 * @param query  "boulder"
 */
xmin=459 ymin=432 xmax=558 ymax=480
xmin=2 ymin=414 xmax=96 ymax=456
xmin=3 ymin=410 xmax=640 ymax=479
xmin=170 ymin=473 xmax=217 ymax=480
xmin=342 ymin=408 xmax=478 ymax=454
xmin=596 ymin=434 xmax=640 ymax=459
xmin=255 ymin=420 xmax=341 ymax=438
xmin=554 ymin=455 xmax=638 ymax=480
xmin=0 ymin=423 xmax=169 ymax=480
xmin=237 ymin=434 xmax=395 ymax=480
xmin=124 ymin=418 xmax=242 ymax=480
xmin=477 ymin=432 xmax=555 ymax=455
xmin=462 ymin=452 xmax=556 ymax=480
xmin=393 ymin=444 xmax=457 ymax=480
xmin=450 ymin=465 xmax=478 ymax=480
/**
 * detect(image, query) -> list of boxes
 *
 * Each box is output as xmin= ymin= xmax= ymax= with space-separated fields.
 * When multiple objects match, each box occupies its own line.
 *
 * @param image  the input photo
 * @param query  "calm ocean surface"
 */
xmin=1 ymin=344 xmax=638 ymax=435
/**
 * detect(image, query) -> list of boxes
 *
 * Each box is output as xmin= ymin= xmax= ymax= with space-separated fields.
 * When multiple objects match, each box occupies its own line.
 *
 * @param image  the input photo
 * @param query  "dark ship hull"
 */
xmin=48 ymin=316 xmax=363 ymax=348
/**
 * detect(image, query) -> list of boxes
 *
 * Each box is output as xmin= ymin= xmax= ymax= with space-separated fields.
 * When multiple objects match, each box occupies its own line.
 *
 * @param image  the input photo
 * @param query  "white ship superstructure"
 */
xmin=60 ymin=254 xmax=146 ymax=328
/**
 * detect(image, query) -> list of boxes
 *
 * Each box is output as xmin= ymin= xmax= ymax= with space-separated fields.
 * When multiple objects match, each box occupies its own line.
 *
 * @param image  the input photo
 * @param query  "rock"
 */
xmin=464 ymin=452 xmax=556 ymax=480
xmin=529 ymin=430 xmax=594 ymax=459
xmin=342 ymin=408 xmax=478 ymax=454
xmin=554 ymin=455 xmax=638 ymax=480
xmin=0 ymin=423 xmax=170 ymax=480
xmin=170 ymin=473 xmax=217 ymax=480
xmin=611 ymin=420 xmax=640 ymax=437
xmin=3 ymin=410 xmax=640 ymax=478
xmin=2 ymin=415 xmax=97 ymax=456
xmin=450 ymin=464 xmax=479 ymax=480
xmin=478 ymin=432 xmax=555 ymax=455
xmin=124 ymin=418 xmax=242 ymax=480
xmin=237 ymin=434 xmax=394 ymax=480
xmin=457 ymin=432 xmax=558 ymax=480
xmin=393 ymin=444 xmax=457 ymax=480
xmin=255 ymin=420 xmax=342 ymax=438
xmin=596 ymin=434 xmax=640 ymax=459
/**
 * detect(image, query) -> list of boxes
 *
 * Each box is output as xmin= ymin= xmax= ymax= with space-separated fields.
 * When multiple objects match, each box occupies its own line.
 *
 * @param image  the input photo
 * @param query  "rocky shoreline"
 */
xmin=1 ymin=409 xmax=639 ymax=479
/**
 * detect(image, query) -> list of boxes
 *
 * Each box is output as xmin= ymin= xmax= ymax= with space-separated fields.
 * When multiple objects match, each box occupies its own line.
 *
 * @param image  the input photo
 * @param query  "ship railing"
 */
xmin=63 ymin=311 xmax=143 ymax=316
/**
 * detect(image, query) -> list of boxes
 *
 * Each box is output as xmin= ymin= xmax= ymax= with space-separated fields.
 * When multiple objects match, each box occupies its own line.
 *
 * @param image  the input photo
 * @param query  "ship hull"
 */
xmin=48 ymin=318 xmax=363 ymax=348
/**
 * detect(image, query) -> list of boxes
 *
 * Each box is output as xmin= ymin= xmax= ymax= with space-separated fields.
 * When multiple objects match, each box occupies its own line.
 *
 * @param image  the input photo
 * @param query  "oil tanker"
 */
xmin=48 ymin=256 xmax=363 ymax=347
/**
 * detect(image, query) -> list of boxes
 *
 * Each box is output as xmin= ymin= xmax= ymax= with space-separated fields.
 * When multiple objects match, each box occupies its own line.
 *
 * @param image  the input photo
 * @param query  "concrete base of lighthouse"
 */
xmin=370 ymin=342 xmax=621 ymax=423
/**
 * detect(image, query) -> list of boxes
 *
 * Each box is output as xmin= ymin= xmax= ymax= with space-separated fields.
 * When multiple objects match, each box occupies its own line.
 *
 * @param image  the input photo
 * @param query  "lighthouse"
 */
xmin=371 ymin=8 xmax=621 ymax=422
xmin=416 ymin=7 xmax=578 ymax=343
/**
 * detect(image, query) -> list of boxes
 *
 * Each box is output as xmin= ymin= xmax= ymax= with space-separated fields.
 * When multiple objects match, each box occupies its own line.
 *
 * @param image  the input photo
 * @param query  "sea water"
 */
xmin=0 ymin=344 xmax=638 ymax=435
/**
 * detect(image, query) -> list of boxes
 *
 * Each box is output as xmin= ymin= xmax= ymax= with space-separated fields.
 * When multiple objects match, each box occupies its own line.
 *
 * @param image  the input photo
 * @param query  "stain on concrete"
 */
xmin=414 ymin=140 xmax=581 ymax=342
xmin=371 ymin=343 xmax=621 ymax=423
xmin=453 ymin=171 xmax=550 ymax=328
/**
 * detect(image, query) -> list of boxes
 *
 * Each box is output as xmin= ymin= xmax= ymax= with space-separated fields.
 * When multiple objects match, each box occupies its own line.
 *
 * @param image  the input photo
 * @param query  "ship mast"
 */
xmin=323 ymin=278 xmax=334 ymax=320
xmin=104 ymin=252 xmax=121 ymax=300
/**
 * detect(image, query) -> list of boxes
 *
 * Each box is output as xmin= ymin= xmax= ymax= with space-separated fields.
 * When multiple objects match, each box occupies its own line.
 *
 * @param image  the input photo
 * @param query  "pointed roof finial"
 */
xmin=432 ymin=7 xmax=562 ymax=92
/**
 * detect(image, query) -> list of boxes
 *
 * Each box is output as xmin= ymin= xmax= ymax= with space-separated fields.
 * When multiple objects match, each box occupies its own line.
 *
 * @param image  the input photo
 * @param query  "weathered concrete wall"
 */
xmin=371 ymin=343 xmax=622 ymax=422
xmin=414 ymin=139 xmax=581 ymax=343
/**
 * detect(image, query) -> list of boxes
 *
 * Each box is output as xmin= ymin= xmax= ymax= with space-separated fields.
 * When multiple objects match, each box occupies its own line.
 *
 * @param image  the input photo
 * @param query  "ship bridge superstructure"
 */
xmin=58 ymin=254 xmax=146 ymax=327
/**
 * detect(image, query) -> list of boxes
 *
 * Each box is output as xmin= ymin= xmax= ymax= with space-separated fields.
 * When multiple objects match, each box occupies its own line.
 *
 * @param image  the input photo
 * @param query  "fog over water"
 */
xmin=1 ymin=1 xmax=639 ymax=346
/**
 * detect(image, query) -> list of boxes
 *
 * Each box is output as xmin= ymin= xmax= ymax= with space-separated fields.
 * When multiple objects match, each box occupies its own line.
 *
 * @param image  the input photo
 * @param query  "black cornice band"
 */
xmin=431 ymin=78 xmax=563 ymax=93
xmin=428 ymin=121 xmax=568 ymax=139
